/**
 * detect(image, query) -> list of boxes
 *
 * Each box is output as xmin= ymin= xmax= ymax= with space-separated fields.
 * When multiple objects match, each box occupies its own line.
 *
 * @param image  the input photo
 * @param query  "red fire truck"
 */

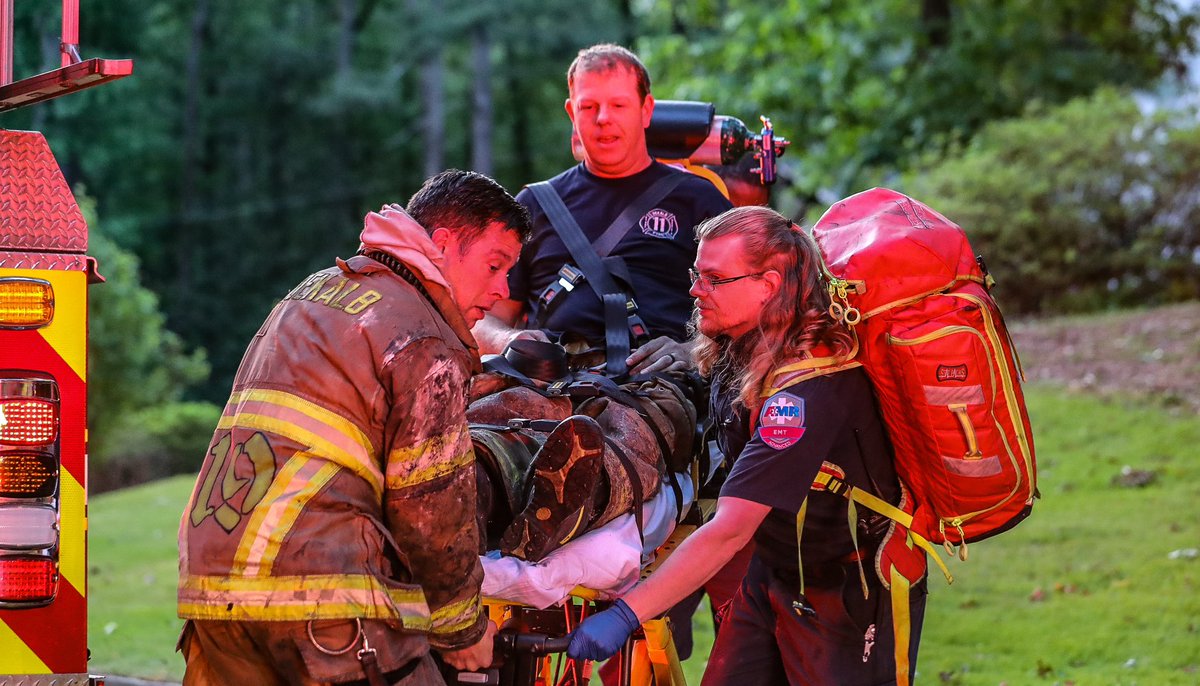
xmin=0 ymin=1 xmax=131 ymax=682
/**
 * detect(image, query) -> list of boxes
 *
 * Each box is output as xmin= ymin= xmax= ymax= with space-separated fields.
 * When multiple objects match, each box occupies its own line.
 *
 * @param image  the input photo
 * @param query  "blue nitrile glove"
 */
xmin=567 ymin=598 xmax=641 ymax=661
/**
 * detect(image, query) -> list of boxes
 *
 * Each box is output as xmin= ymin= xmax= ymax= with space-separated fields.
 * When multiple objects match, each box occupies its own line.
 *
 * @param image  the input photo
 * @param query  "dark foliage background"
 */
xmin=4 ymin=0 xmax=1197 ymax=483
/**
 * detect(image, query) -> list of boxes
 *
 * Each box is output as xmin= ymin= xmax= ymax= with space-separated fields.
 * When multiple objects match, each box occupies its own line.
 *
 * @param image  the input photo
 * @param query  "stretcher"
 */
xmin=448 ymin=475 xmax=713 ymax=686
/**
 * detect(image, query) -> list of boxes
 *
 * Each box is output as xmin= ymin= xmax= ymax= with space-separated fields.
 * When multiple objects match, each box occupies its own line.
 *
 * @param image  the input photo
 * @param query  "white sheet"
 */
xmin=480 ymin=471 xmax=696 ymax=609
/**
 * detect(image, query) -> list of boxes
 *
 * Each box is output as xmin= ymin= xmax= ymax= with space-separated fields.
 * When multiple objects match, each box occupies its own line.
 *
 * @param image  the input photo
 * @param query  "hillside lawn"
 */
xmin=88 ymin=305 xmax=1200 ymax=683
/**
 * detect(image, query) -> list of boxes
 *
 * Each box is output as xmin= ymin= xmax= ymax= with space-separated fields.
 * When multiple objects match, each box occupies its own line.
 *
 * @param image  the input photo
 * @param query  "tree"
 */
xmin=472 ymin=22 xmax=494 ymax=175
xmin=15 ymin=0 xmax=1193 ymax=401
xmin=902 ymin=88 xmax=1200 ymax=314
xmin=82 ymin=194 xmax=218 ymax=487
xmin=635 ymin=0 xmax=1199 ymax=218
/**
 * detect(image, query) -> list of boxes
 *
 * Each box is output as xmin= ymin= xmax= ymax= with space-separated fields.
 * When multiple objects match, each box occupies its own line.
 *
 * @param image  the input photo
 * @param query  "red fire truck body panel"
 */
xmin=0 ymin=131 xmax=92 ymax=679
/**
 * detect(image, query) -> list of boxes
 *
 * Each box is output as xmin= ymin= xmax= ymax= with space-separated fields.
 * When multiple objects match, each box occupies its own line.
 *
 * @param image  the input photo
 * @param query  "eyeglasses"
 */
xmin=688 ymin=268 xmax=767 ymax=293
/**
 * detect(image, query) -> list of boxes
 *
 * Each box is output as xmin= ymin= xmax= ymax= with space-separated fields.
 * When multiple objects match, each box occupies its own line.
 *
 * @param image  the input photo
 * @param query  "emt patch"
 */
xmin=758 ymin=392 xmax=806 ymax=450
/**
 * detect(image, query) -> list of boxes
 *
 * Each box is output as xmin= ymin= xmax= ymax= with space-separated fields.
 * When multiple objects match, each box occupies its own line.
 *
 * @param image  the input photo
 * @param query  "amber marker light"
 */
xmin=0 ymin=453 xmax=58 ymax=499
xmin=0 ymin=278 xmax=54 ymax=329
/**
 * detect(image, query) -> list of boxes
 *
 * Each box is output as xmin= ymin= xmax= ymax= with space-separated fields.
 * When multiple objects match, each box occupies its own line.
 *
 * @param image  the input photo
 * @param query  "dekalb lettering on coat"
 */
xmin=285 ymin=273 xmax=382 ymax=314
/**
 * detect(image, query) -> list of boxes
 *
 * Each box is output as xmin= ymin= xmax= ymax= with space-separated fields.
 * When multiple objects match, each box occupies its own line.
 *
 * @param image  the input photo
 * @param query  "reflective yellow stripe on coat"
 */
xmin=430 ymin=591 xmax=483 ymax=637
xmin=220 ymin=389 xmax=383 ymax=497
xmin=386 ymin=423 xmax=473 ymax=489
xmin=230 ymin=453 xmax=340 ymax=576
xmin=178 ymin=574 xmax=431 ymax=628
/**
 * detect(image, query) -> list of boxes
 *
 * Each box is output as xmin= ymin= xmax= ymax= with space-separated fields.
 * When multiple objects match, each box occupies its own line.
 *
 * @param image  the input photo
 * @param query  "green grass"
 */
xmin=88 ymin=475 xmax=191 ymax=681
xmin=87 ymin=385 xmax=1200 ymax=684
xmin=678 ymin=384 xmax=1200 ymax=685
xmin=918 ymin=385 xmax=1200 ymax=686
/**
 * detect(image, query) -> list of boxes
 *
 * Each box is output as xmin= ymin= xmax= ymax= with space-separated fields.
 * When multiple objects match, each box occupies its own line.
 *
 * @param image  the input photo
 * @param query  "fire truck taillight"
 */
xmin=0 ymin=555 xmax=58 ymax=605
xmin=0 ymin=377 xmax=61 ymax=608
xmin=0 ymin=505 xmax=58 ymax=548
xmin=0 ymin=397 xmax=60 ymax=445
xmin=0 ymin=452 xmax=59 ymax=498
xmin=0 ymin=278 xmax=55 ymax=329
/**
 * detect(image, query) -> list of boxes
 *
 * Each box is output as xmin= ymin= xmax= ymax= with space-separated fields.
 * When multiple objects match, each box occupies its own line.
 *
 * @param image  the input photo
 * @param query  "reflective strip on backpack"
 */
xmin=890 ymin=569 xmax=913 ymax=686
xmin=811 ymin=471 xmax=953 ymax=585
xmin=949 ymin=291 xmax=1035 ymax=486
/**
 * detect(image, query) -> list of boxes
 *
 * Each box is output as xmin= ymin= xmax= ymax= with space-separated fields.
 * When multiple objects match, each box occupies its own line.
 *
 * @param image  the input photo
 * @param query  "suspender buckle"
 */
xmin=537 ymin=264 xmax=586 ymax=309
xmin=506 ymin=418 xmax=561 ymax=432
xmin=792 ymin=595 xmax=818 ymax=618
xmin=628 ymin=314 xmax=649 ymax=343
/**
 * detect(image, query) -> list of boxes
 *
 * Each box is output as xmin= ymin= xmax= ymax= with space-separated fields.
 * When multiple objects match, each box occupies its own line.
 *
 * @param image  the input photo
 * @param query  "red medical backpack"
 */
xmin=811 ymin=187 xmax=1038 ymax=553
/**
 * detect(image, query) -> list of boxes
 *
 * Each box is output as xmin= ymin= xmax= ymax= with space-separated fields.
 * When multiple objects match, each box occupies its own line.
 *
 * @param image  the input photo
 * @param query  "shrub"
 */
xmin=902 ymin=87 xmax=1200 ymax=314
xmin=80 ymin=194 xmax=213 ymax=492
xmin=91 ymin=401 xmax=220 ymax=493
xmin=88 ymin=227 xmax=210 ymax=438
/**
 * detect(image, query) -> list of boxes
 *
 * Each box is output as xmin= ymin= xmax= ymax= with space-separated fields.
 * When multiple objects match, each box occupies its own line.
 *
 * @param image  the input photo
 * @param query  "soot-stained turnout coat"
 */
xmin=178 ymin=209 xmax=486 ymax=651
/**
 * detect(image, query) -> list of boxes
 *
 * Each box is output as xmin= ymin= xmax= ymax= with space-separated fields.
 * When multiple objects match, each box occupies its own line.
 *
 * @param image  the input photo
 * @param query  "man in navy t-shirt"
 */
xmin=470 ymin=43 xmax=734 ymax=668
xmin=473 ymin=43 xmax=730 ymax=373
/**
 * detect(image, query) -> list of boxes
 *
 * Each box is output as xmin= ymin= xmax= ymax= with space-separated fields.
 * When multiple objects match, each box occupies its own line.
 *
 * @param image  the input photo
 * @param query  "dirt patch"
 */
xmin=1009 ymin=301 xmax=1200 ymax=415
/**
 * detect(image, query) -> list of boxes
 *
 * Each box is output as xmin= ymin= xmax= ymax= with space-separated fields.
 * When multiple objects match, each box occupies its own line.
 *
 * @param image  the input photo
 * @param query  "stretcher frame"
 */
xmin=476 ymin=497 xmax=716 ymax=686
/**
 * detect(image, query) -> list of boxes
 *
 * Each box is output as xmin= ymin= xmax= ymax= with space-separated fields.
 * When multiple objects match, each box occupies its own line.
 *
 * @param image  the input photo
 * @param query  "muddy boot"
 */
xmin=573 ymin=396 xmax=659 ymax=529
xmin=499 ymin=415 xmax=605 ymax=560
xmin=622 ymin=377 xmax=698 ymax=472
xmin=472 ymin=428 xmax=541 ymax=550
xmin=576 ymin=378 xmax=698 ymax=528
xmin=467 ymin=385 xmax=572 ymax=426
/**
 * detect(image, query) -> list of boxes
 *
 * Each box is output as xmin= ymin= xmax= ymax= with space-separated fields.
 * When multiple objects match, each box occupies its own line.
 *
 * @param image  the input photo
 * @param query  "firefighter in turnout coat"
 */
xmin=177 ymin=171 xmax=531 ymax=685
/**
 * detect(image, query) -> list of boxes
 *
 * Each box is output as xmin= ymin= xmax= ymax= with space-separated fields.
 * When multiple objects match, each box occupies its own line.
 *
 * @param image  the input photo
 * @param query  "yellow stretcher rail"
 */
xmin=480 ymin=502 xmax=707 ymax=685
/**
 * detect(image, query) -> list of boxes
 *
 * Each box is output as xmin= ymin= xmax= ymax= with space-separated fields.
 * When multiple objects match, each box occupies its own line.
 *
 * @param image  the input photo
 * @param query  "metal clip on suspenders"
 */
xmin=527 ymin=174 xmax=683 ymax=378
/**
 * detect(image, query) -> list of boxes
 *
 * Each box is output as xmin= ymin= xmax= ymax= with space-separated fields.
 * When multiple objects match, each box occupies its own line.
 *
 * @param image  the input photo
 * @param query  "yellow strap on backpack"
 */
xmin=812 ymin=471 xmax=954 ymax=585
xmin=890 ymin=568 xmax=913 ymax=686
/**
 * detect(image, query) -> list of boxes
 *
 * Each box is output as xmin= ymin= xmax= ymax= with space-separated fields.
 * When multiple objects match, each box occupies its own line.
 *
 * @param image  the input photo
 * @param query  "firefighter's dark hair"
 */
xmin=407 ymin=169 xmax=532 ymax=246
xmin=567 ymin=44 xmax=651 ymax=102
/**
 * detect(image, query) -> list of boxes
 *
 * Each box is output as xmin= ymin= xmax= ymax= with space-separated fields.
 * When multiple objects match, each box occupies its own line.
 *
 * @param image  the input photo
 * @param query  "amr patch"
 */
xmin=639 ymin=208 xmax=679 ymax=240
xmin=758 ymin=392 xmax=806 ymax=450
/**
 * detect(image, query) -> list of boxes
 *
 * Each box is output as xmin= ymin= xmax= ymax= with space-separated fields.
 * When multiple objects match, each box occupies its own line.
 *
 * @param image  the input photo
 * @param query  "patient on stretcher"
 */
xmin=469 ymin=376 xmax=694 ymax=558
xmin=466 ymin=342 xmax=700 ymax=604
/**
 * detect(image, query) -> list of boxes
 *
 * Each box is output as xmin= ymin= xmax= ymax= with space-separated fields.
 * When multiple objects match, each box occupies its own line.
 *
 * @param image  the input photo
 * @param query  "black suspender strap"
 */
xmin=592 ymin=173 xmax=686 ymax=257
xmin=603 ymin=437 xmax=645 ymax=544
xmin=527 ymin=174 xmax=685 ymax=377
xmin=527 ymin=182 xmax=625 ymax=296
xmin=528 ymin=182 xmax=634 ymax=377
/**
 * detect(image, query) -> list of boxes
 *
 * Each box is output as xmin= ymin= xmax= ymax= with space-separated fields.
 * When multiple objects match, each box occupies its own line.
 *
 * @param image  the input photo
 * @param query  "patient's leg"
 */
xmin=496 ymin=415 xmax=605 ymax=560
xmin=468 ymin=378 xmax=697 ymax=560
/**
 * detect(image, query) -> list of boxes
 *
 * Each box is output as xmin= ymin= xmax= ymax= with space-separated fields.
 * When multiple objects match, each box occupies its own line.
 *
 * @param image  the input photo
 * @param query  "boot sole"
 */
xmin=500 ymin=415 xmax=605 ymax=560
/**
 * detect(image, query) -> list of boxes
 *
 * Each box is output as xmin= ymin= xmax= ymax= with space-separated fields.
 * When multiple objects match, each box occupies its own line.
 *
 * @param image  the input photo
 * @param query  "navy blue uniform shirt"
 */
xmin=511 ymin=162 xmax=731 ymax=344
xmin=714 ymin=366 xmax=901 ymax=577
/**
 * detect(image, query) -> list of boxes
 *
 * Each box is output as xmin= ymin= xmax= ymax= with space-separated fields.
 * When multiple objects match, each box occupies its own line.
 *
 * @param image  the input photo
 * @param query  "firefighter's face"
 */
xmin=690 ymin=233 xmax=779 ymax=340
xmin=566 ymin=67 xmax=654 ymax=178
xmin=433 ymin=222 xmax=522 ymax=327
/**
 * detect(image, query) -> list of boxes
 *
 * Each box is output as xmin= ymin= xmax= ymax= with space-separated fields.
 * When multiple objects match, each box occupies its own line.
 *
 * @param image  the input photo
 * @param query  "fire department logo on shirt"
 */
xmin=758 ymin=392 xmax=806 ymax=450
xmin=639 ymin=208 xmax=679 ymax=240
